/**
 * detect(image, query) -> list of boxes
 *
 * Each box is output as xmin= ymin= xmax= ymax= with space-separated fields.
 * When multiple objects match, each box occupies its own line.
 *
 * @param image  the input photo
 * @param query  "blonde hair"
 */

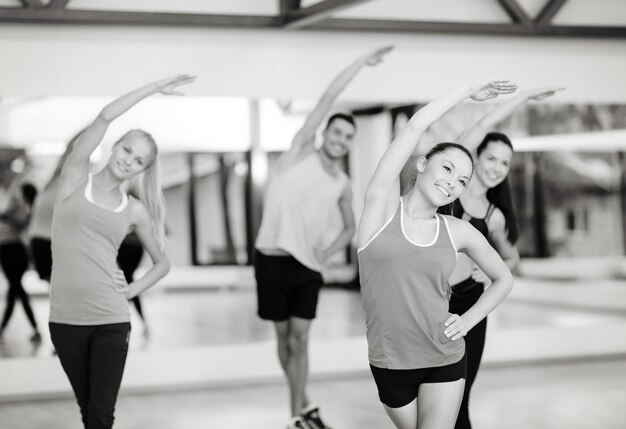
xmin=119 ymin=129 xmax=167 ymax=250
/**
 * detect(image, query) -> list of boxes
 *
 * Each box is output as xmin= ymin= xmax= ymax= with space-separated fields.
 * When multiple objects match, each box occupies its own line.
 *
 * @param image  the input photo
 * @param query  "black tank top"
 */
xmin=450 ymin=201 xmax=495 ymax=248
xmin=447 ymin=200 xmax=496 ymax=306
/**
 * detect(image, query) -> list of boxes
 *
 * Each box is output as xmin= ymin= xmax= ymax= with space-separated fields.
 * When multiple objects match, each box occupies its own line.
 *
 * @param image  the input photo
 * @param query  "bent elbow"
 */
xmin=97 ymin=109 xmax=115 ymax=124
xmin=503 ymin=270 xmax=514 ymax=296
xmin=508 ymin=254 xmax=521 ymax=274
xmin=162 ymin=259 xmax=172 ymax=276
xmin=154 ymin=254 xmax=171 ymax=279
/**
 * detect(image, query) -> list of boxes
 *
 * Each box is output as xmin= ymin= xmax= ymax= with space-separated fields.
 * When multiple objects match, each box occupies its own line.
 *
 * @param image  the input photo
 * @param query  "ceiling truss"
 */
xmin=0 ymin=0 xmax=624 ymax=39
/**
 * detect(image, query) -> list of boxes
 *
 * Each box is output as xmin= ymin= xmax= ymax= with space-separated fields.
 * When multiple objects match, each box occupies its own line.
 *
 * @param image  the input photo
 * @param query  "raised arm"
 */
xmin=276 ymin=46 xmax=393 ymax=172
xmin=59 ymin=74 xmax=195 ymax=199
xmin=367 ymin=81 xmax=516 ymax=208
xmin=459 ymin=87 xmax=563 ymax=156
xmin=357 ymin=80 xmax=517 ymax=249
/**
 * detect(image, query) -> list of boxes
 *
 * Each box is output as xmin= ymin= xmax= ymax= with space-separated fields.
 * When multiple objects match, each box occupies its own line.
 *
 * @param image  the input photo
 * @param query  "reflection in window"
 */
xmin=161 ymin=152 xmax=250 ymax=266
xmin=193 ymin=153 xmax=249 ymax=265
xmin=514 ymin=151 xmax=622 ymax=257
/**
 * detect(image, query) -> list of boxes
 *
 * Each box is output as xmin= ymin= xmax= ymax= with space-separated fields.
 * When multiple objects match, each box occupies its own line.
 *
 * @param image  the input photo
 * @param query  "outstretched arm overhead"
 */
xmin=358 ymin=79 xmax=517 ymax=249
xmin=276 ymin=46 xmax=393 ymax=173
xmin=58 ymin=74 xmax=196 ymax=200
xmin=459 ymin=87 xmax=563 ymax=156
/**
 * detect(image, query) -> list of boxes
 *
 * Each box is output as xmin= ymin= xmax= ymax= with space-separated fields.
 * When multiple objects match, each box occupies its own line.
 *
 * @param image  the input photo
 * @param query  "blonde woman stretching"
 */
xmin=49 ymin=75 xmax=194 ymax=429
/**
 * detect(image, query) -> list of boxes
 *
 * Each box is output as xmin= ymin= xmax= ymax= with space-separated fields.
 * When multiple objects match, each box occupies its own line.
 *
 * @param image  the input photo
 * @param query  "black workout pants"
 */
xmin=50 ymin=322 xmax=131 ymax=429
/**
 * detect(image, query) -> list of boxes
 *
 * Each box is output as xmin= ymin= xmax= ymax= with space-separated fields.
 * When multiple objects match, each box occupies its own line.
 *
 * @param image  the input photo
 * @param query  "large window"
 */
xmin=162 ymin=152 xmax=250 ymax=266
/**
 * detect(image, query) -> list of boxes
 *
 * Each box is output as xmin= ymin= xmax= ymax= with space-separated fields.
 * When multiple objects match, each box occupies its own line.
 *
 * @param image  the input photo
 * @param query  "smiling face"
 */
xmin=475 ymin=140 xmax=513 ymax=189
xmin=108 ymin=131 xmax=156 ymax=180
xmin=415 ymin=147 xmax=473 ymax=207
xmin=320 ymin=117 xmax=356 ymax=160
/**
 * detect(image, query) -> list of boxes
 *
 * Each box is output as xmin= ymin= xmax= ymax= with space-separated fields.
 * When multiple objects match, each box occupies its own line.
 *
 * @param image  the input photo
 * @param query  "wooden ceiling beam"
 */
xmin=313 ymin=18 xmax=626 ymax=39
xmin=283 ymin=0 xmax=373 ymax=29
xmin=497 ymin=0 xmax=532 ymax=25
xmin=0 ymin=6 xmax=623 ymax=39
xmin=0 ymin=8 xmax=280 ymax=27
xmin=535 ymin=0 xmax=568 ymax=24
xmin=279 ymin=0 xmax=301 ymax=17
xmin=46 ymin=0 xmax=71 ymax=10
xmin=19 ymin=0 xmax=43 ymax=9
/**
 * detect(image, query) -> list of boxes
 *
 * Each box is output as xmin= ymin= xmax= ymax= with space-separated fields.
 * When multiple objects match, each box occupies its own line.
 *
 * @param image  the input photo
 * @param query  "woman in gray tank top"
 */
xmin=357 ymin=80 xmax=516 ymax=429
xmin=49 ymin=74 xmax=194 ymax=429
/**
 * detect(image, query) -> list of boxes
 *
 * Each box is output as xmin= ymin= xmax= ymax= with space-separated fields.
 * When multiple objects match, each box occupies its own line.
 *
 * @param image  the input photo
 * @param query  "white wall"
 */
xmin=0 ymin=24 xmax=625 ymax=104
xmin=0 ymin=96 xmax=251 ymax=152
xmin=349 ymin=112 xmax=392 ymax=226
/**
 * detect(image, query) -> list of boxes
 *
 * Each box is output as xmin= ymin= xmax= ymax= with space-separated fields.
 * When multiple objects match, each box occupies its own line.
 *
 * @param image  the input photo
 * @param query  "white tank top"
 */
xmin=255 ymin=153 xmax=349 ymax=271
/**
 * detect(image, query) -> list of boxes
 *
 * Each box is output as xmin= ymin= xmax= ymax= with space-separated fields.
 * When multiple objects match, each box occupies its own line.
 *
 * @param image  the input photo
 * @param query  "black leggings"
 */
xmin=50 ymin=322 xmax=131 ymax=429
xmin=449 ymin=277 xmax=487 ymax=429
xmin=0 ymin=241 xmax=38 ymax=330
xmin=116 ymin=242 xmax=145 ymax=320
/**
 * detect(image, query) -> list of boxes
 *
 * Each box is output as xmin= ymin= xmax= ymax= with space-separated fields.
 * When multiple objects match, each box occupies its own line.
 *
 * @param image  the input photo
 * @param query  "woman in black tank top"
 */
xmin=446 ymin=87 xmax=562 ymax=429
xmin=448 ymin=138 xmax=518 ymax=429
xmin=430 ymin=136 xmax=517 ymax=429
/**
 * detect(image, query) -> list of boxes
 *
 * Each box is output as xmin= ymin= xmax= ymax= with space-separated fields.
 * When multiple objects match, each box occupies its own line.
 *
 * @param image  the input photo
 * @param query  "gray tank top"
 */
xmin=50 ymin=176 xmax=133 ymax=325
xmin=358 ymin=200 xmax=465 ymax=369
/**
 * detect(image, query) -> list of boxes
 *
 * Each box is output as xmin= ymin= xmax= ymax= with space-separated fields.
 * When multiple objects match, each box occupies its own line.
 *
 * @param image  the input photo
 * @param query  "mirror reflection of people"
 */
xmin=0 ymin=180 xmax=42 ymax=343
xmin=48 ymin=75 xmax=193 ymax=429
xmin=29 ymin=130 xmax=83 ymax=284
xmin=117 ymin=231 xmax=148 ymax=336
xmin=254 ymin=46 xmax=393 ymax=429
xmin=358 ymin=80 xmax=516 ymax=429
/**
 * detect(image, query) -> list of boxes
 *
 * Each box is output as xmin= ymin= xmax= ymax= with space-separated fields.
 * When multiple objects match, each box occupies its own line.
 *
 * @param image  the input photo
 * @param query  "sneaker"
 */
xmin=286 ymin=416 xmax=312 ymax=429
xmin=301 ymin=405 xmax=332 ymax=429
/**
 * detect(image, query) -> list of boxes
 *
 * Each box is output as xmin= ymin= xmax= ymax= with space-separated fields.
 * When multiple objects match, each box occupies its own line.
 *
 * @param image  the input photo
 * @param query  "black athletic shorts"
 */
xmin=370 ymin=353 xmax=467 ymax=408
xmin=254 ymin=249 xmax=323 ymax=321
